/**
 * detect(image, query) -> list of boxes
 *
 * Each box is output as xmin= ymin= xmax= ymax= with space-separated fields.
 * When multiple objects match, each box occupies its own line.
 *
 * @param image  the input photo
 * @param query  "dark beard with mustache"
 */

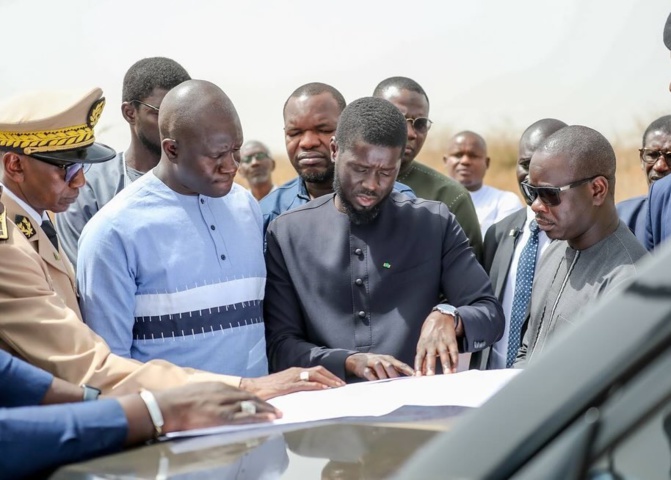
xmin=333 ymin=172 xmax=387 ymax=225
xmin=299 ymin=163 xmax=335 ymax=185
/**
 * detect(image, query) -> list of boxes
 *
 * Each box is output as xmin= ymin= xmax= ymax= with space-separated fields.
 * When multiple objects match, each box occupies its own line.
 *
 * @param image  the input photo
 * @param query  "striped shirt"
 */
xmin=78 ymin=171 xmax=268 ymax=377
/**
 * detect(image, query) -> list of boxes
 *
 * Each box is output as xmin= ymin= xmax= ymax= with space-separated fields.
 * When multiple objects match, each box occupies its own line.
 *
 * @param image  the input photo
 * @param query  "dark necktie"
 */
xmin=41 ymin=218 xmax=59 ymax=251
xmin=507 ymin=220 xmax=540 ymax=367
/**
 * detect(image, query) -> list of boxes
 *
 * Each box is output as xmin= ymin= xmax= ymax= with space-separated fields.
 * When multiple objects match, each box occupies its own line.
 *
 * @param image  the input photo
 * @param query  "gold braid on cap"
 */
xmin=0 ymin=98 xmax=105 ymax=155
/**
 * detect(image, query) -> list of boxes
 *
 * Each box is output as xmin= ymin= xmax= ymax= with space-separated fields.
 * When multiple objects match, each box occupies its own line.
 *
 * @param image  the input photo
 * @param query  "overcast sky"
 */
xmin=1 ymin=0 xmax=670 ymax=153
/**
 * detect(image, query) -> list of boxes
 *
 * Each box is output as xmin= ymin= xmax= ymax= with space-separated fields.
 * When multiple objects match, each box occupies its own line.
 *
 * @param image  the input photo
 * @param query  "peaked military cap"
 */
xmin=0 ymin=87 xmax=116 ymax=165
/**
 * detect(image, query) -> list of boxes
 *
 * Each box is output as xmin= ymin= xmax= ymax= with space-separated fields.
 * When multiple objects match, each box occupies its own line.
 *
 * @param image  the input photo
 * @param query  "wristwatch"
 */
xmin=81 ymin=384 xmax=101 ymax=401
xmin=432 ymin=304 xmax=461 ymax=331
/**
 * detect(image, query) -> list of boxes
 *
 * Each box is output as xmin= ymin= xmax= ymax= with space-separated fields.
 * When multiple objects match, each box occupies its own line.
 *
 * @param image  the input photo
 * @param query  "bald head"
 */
xmin=452 ymin=131 xmax=487 ymax=151
xmin=517 ymin=118 xmax=567 ymax=187
xmin=528 ymin=125 xmax=619 ymax=249
xmin=444 ymin=131 xmax=489 ymax=191
xmin=536 ymin=125 xmax=616 ymax=186
xmin=159 ymin=79 xmax=239 ymax=141
xmin=520 ymin=119 xmax=568 ymax=153
xmin=155 ymin=79 xmax=243 ymax=198
xmin=241 ymin=140 xmax=270 ymax=157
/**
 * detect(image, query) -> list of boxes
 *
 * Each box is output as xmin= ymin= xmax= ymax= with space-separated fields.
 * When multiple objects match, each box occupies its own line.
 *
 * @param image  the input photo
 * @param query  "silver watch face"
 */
xmin=435 ymin=305 xmax=457 ymax=316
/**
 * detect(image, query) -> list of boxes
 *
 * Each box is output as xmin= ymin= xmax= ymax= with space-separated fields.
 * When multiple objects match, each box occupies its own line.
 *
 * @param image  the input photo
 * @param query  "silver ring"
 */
xmin=240 ymin=400 xmax=257 ymax=415
xmin=300 ymin=370 xmax=310 ymax=381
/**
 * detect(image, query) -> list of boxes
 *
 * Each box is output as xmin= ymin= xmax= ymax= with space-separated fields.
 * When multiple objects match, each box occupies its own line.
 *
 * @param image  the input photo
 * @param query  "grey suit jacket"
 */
xmin=472 ymin=208 xmax=528 ymax=369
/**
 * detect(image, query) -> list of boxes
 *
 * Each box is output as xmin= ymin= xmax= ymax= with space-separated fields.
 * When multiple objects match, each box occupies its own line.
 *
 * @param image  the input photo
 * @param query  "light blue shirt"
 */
xmin=78 ymin=171 xmax=268 ymax=377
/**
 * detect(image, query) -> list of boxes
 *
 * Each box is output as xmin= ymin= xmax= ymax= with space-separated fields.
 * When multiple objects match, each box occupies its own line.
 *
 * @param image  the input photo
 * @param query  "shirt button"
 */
xmin=200 ymin=198 xmax=205 ymax=204
xmin=358 ymin=311 xmax=366 ymax=318
xmin=354 ymin=248 xmax=363 ymax=256
xmin=210 ymin=225 xmax=216 ymax=230
xmin=220 ymin=254 xmax=226 ymax=260
xmin=355 ymin=278 xmax=363 ymax=286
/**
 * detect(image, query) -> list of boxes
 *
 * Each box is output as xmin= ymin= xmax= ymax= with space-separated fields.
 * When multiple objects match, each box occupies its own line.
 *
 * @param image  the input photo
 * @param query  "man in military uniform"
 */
xmin=0 ymin=88 xmax=341 ymax=397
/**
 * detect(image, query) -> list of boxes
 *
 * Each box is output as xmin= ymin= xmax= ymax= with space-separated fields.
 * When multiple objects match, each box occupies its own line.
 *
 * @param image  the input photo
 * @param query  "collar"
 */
xmin=297 ymin=178 xmax=311 ymax=201
xmin=0 ymin=182 xmax=46 ymax=226
xmin=524 ymin=205 xmax=536 ymax=229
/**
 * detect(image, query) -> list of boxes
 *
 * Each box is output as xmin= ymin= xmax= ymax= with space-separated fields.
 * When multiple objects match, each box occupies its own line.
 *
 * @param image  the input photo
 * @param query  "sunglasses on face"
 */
xmin=34 ymin=157 xmax=91 ymax=183
xmin=520 ymin=175 xmax=599 ymax=206
xmin=639 ymin=148 xmax=671 ymax=166
xmin=241 ymin=151 xmax=270 ymax=164
xmin=405 ymin=117 xmax=433 ymax=134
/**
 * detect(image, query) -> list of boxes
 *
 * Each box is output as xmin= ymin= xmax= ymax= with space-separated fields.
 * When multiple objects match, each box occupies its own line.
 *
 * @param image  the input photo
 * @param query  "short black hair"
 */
xmin=539 ymin=125 xmax=616 ymax=190
xmin=642 ymin=115 xmax=671 ymax=146
xmin=372 ymin=76 xmax=429 ymax=105
xmin=283 ymin=82 xmax=346 ymax=116
xmin=335 ymin=97 xmax=407 ymax=153
xmin=122 ymin=57 xmax=191 ymax=103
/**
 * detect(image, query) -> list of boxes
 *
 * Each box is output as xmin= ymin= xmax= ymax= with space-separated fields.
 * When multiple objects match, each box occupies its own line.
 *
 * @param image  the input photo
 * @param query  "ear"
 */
xmin=485 ymin=156 xmax=491 ymax=169
xmin=2 ymin=152 xmax=25 ymax=183
xmin=330 ymin=137 xmax=338 ymax=163
xmin=442 ymin=154 xmax=448 ymax=165
xmin=121 ymin=102 xmax=137 ymax=125
xmin=162 ymin=139 xmax=178 ymax=163
xmin=591 ymin=176 xmax=609 ymax=206
xmin=270 ymin=159 xmax=276 ymax=172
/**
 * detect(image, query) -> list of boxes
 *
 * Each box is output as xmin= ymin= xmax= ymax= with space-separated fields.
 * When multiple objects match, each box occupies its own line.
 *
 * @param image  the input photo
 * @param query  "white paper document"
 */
xmin=166 ymin=369 xmax=520 ymax=440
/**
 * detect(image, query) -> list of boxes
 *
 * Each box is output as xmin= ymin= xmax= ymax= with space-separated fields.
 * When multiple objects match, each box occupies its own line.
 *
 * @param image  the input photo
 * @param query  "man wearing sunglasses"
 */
xmin=0 ymin=88 xmax=117 ymax=325
xmin=645 ymin=16 xmax=671 ymax=251
xmin=513 ymin=126 xmax=646 ymax=367
xmin=477 ymin=118 xmax=566 ymax=370
xmin=56 ymin=57 xmax=190 ymax=266
xmin=616 ymin=116 xmax=671 ymax=246
xmin=238 ymin=140 xmax=276 ymax=201
xmin=373 ymin=77 xmax=483 ymax=262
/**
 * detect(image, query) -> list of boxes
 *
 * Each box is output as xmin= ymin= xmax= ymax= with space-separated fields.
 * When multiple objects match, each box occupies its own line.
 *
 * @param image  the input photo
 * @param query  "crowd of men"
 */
xmin=2 ymin=11 xmax=671 ymax=476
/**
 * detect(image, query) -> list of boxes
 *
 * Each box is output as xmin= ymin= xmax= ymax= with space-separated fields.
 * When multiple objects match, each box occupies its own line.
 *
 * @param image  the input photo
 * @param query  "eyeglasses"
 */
xmin=131 ymin=100 xmax=160 ymax=112
xmin=639 ymin=148 xmax=671 ymax=166
xmin=520 ymin=175 xmax=599 ymax=206
xmin=34 ymin=157 xmax=91 ymax=183
xmin=241 ymin=151 xmax=270 ymax=164
xmin=405 ymin=117 xmax=433 ymax=134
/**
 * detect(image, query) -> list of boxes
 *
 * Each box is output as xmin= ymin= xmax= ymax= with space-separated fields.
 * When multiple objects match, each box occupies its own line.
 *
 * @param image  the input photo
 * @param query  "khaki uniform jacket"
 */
xmin=0 ymin=190 xmax=240 ymax=394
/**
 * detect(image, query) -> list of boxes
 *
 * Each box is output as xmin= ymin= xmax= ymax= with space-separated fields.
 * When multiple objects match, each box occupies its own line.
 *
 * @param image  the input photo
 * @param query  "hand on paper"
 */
xmin=155 ymin=382 xmax=280 ymax=434
xmin=345 ymin=352 xmax=415 ymax=380
xmin=239 ymin=366 xmax=345 ymax=400
xmin=415 ymin=311 xmax=460 ymax=375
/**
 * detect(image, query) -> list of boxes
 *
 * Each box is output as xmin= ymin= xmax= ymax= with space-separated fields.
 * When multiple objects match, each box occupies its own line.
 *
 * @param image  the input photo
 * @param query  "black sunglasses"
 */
xmin=241 ymin=151 xmax=270 ymax=164
xmin=405 ymin=117 xmax=433 ymax=134
xmin=639 ymin=148 xmax=671 ymax=166
xmin=30 ymin=156 xmax=90 ymax=183
xmin=520 ymin=175 xmax=599 ymax=206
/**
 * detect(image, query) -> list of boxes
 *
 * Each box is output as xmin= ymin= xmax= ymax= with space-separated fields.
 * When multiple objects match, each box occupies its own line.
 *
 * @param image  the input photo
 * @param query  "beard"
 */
xmin=138 ymin=131 xmax=162 ymax=158
xmin=299 ymin=163 xmax=334 ymax=185
xmin=333 ymin=172 xmax=388 ymax=225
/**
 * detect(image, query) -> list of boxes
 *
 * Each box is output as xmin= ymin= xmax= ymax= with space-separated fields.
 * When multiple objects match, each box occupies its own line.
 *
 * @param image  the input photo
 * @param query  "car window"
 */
xmin=588 ymin=402 xmax=671 ymax=480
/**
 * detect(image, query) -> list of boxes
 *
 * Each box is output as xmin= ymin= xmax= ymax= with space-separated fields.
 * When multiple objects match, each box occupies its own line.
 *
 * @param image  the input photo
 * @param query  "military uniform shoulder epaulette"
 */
xmin=14 ymin=215 xmax=36 ymax=240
